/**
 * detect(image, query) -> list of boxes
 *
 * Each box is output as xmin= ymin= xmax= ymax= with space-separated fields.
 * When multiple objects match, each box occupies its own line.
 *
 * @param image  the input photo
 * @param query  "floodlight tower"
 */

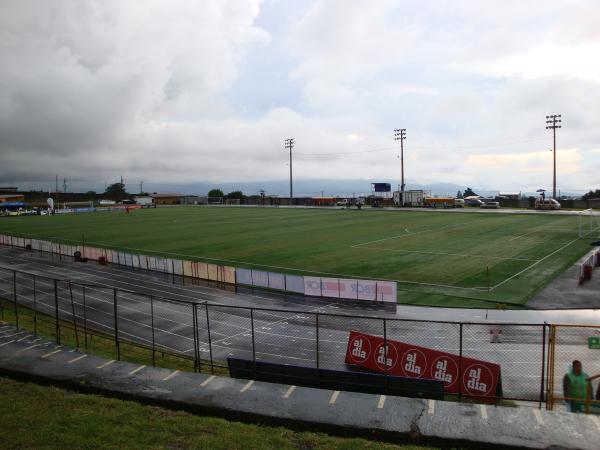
xmin=545 ymin=114 xmax=561 ymax=199
xmin=284 ymin=138 xmax=294 ymax=199
xmin=394 ymin=128 xmax=406 ymax=203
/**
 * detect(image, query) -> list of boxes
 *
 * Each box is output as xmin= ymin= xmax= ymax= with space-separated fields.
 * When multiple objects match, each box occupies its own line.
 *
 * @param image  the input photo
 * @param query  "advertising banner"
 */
xmin=375 ymin=281 xmax=397 ymax=303
xmin=235 ymin=268 xmax=253 ymax=285
xmin=207 ymin=264 xmax=218 ymax=281
xmin=268 ymin=272 xmax=285 ymax=291
xmin=338 ymin=279 xmax=358 ymax=300
xmin=356 ymin=280 xmax=377 ymax=301
xmin=345 ymin=331 xmax=501 ymax=398
xmin=285 ymin=275 xmax=305 ymax=294
xmin=172 ymin=259 xmax=183 ymax=276
xmin=197 ymin=262 xmax=209 ymax=280
xmin=304 ymin=277 xmax=322 ymax=297
xmin=251 ymin=270 xmax=269 ymax=288
xmin=223 ymin=266 xmax=236 ymax=284
xmin=320 ymin=278 xmax=340 ymax=298
xmin=183 ymin=261 xmax=193 ymax=278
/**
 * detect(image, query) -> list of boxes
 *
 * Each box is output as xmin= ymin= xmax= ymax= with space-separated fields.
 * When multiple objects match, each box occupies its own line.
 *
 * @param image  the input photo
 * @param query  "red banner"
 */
xmin=345 ymin=331 xmax=501 ymax=398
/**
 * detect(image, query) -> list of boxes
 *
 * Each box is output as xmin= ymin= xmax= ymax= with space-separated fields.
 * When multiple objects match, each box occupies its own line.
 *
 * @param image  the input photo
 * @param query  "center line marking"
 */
xmin=97 ymin=360 xmax=115 ymax=369
xmin=201 ymin=375 xmax=216 ymax=387
xmin=240 ymin=380 xmax=254 ymax=392
xmin=378 ymin=395 xmax=386 ymax=409
xmin=67 ymin=354 xmax=88 ymax=364
xmin=428 ymin=399 xmax=435 ymax=414
xmin=532 ymin=409 xmax=543 ymax=424
xmin=329 ymin=391 xmax=340 ymax=405
xmin=162 ymin=370 xmax=180 ymax=381
xmin=283 ymin=385 xmax=296 ymax=399
xmin=480 ymin=404 xmax=488 ymax=420
xmin=128 ymin=365 xmax=146 ymax=376
xmin=41 ymin=349 xmax=62 ymax=359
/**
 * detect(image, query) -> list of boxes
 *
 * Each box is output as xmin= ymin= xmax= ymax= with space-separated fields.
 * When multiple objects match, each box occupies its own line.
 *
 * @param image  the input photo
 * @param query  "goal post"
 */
xmin=578 ymin=209 xmax=600 ymax=238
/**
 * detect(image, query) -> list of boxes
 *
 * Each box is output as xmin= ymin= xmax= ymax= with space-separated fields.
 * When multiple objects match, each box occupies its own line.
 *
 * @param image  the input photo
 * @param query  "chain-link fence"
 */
xmin=2 ymin=265 xmax=598 ymax=409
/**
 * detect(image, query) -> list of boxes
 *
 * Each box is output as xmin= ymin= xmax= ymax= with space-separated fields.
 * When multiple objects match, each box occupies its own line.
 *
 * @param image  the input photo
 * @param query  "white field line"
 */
xmin=489 ymin=234 xmax=586 ymax=291
xmin=351 ymin=219 xmax=491 ymax=248
xmin=355 ymin=245 xmax=538 ymax=262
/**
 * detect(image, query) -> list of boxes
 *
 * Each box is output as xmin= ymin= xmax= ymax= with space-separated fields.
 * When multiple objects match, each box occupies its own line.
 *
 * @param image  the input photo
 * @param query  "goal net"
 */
xmin=578 ymin=209 xmax=600 ymax=238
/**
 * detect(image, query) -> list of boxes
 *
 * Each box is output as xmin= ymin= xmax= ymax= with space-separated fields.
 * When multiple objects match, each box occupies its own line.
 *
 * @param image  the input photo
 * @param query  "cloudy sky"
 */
xmin=1 ymin=0 xmax=599 ymax=193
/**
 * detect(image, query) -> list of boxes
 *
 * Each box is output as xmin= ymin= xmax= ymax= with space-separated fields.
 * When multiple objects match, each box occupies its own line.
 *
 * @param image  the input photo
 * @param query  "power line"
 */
xmin=293 ymin=137 xmax=548 ymax=158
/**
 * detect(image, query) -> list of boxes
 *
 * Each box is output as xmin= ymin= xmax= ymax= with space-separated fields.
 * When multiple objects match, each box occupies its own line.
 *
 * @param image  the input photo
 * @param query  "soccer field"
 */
xmin=0 ymin=206 xmax=593 ymax=308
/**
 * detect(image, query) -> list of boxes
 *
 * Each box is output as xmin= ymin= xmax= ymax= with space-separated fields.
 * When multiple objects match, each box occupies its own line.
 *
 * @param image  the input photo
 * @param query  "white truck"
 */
xmin=393 ymin=190 xmax=425 ymax=207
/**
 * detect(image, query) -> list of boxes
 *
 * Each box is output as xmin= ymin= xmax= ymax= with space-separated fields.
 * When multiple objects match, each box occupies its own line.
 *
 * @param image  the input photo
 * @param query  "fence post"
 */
xmin=383 ymin=318 xmax=388 ymax=395
xmin=539 ymin=324 xmax=547 ymax=409
xmin=204 ymin=303 xmax=214 ymax=374
xmin=68 ymin=282 xmax=80 ymax=349
xmin=113 ymin=289 xmax=120 ymax=360
xmin=82 ymin=286 xmax=88 ymax=352
xmin=315 ymin=313 xmax=320 ymax=370
xmin=32 ymin=275 xmax=37 ymax=335
xmin=54 ymin=279 xmax=60 ymax=344
xmin=150 ymin=295 xmax=156 ymax=367
xmin=458 ymin=323 xmax=463 ymax=402
xmin=250 ymin=308 xmax=256 ymax=379
xmin=192 ymin=303 xmax=199 ymax=372
xmin=13 ymin=271 xmax=18 ymax=328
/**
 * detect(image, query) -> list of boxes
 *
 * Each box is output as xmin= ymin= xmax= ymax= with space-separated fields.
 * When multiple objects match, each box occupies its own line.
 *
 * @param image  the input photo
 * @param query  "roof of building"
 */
xmin=150 ymin=193 xmax=184 ymax=198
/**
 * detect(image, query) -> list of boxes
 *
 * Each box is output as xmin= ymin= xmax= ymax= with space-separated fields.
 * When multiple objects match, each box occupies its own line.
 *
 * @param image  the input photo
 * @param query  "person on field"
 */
xmin=563 ymin=360 xmax=588 ymax=412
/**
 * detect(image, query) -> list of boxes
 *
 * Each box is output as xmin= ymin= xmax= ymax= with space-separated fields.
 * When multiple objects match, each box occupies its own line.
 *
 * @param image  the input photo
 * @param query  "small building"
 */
xmin=133 ymin=196 xmax=153 ymax=206
xmin=0 ymin=193 xmax=25 ymax=203
xmin=150 ymin=193 xmax=184 ymax=205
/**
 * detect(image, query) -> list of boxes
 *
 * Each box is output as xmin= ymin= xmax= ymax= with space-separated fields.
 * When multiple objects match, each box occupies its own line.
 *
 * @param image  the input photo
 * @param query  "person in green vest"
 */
xmin=563 ymin=360 xmax=588 ymax=412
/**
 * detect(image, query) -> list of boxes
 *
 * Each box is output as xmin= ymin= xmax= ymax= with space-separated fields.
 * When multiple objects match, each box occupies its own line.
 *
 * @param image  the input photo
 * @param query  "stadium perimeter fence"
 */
xmin=2 ymin=265 xmax=599 ymax=410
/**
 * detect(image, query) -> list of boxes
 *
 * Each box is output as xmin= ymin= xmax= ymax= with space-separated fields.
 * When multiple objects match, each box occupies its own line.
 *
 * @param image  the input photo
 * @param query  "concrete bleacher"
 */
xmin=0 ymin=323 xmax=599 ymax=449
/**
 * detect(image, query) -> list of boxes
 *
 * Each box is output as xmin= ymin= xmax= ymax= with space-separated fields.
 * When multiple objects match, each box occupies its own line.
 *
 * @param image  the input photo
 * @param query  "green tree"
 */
xmin=208 ymin=189 xmax=224 ymax=198
xmin=456 ymin=190 xmax=463 ymax=199
xmin=463 ymin=187 xmax=477 ymax=197
xmin=225 ymin=190 xmax=245 ymax=200
xmin=582 ymin=189 xmax=600 ymax=200
xmin=104 ymin=183 xmax=127 ymax=197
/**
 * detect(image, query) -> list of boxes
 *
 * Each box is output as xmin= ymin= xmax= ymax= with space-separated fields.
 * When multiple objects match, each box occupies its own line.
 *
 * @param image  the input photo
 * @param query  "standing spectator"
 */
xmin=563 ymin=360 xmax=588 ymax=412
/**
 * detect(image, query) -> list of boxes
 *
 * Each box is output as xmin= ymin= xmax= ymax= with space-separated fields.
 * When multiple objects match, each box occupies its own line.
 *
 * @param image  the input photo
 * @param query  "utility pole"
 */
xmin=394 ymin=128 xmax=406 ymax=204
xmin=62 ymin=178 xmax=67 ymax=193
xmin=55 ymin=175 xmax=59 ymax=205
xmin=545 ymin=114 xmax=561 ymax=199
xmin=284 ymin=138 xmax=294 ymax=199
xmin=139 ymin=181 xmax=144 ymax=194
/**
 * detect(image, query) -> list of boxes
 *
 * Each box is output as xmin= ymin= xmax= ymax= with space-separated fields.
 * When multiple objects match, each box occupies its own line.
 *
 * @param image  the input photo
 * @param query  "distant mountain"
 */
xmin=135 ymin=179 xmax=499 ymax=198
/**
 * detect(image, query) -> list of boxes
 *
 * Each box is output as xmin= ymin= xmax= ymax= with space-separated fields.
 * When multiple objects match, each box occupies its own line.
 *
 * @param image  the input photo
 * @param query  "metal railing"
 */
xmin=0 ymin=264 xmax=561 ymax=407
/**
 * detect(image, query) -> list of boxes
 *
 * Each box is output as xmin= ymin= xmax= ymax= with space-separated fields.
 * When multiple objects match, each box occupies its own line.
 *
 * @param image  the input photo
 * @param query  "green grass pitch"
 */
xmin=0 ymin=206 xmax=593 ymax=308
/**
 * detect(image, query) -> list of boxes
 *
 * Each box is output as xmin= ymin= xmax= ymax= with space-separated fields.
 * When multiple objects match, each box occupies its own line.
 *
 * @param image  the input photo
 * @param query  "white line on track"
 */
xmin=532 ymin=408 xmax=543 ymax=424
xmin=162 ymin=370 xmax=180 ymax=381
xmin=240 ymin=380 xmax=254 ymax=393
xmin=17 ymin=343 xmax=41 ymax=353
xmin=0 ymin=340 xmax=16 ymax=347
xmin=428 ymin=399 xmax=435 ymax=414
xmin=201 ymin=375 xmax=216 ymax=387
xmin=480 ymin=404 xmax=488 ymax=419
xmin=67 ymin=354 xmax=88 ymax=364
xmin=591 ymin=415 xmax=600 ymax=431
xmin=97 ymin=360 xmax=115 ymax=369
xmin=283 ymin=385 xmax=296 ymax=399
xmin=329 ymin=390 xmax=340 ymax=405
xmin=378 ymin=395 xmax=386 ymax=409
xmin=41 ymin=349 xmax=62 ymax=359
xmin=128 ymin=365 xmax=146 ymax=376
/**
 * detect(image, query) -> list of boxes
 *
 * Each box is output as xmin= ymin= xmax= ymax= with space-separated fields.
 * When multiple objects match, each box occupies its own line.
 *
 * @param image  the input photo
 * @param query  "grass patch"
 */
xmin=0 ymin=376 xmax=436 ymax=450
xmin=0 ymin=206 xmax=593 ymax=307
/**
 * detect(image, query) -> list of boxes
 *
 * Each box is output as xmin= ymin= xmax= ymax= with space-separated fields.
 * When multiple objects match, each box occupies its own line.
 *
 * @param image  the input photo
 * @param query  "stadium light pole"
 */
xmin=394 ymin=128 xmax=406 ymax=203
xmin=284 ymin=138 xmax=294 ymax=199
xmin=545 ymin=114 xmax=562 ymax=199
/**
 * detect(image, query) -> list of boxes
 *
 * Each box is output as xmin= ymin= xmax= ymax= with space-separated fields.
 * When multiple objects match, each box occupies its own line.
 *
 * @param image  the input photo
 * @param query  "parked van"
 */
xmin=454 ymin=198 xmax=465 ymax=208
xmin=535 ymin=198 xmax=561 ymax=210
